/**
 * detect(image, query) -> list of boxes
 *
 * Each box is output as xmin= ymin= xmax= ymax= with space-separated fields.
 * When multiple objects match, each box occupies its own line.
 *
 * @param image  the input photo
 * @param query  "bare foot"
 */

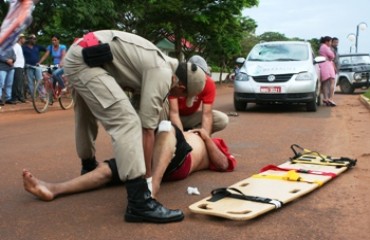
xmin=22 ymin=169 xmax=55 ymax=201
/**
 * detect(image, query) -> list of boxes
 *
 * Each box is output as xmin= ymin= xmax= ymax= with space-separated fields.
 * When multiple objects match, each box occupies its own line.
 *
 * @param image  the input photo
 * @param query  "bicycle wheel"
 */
xmin=32 ymin=79 xmax=50 ymax=113
xmin=58 ymin=87 xmax=74 ymax=110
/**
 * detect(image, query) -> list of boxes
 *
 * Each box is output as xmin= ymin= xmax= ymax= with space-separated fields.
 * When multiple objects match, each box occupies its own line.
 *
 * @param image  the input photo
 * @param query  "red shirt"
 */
xmin=170 ymin=75 xmax=216 ymax=116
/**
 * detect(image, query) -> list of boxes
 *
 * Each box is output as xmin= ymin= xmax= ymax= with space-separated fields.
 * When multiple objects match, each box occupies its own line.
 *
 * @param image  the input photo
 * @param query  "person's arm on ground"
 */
xmin=201 ymin=103 xmax=213 ymax=135
xmin=169 ymin=98 xmax=184 ymax=131
xmin=188 ymin=128 xmax=228 ymax=170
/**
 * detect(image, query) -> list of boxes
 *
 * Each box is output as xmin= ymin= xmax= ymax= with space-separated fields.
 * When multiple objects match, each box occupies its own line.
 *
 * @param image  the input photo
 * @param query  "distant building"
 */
xmin=156 ymin=38 xmax=175 ymax=57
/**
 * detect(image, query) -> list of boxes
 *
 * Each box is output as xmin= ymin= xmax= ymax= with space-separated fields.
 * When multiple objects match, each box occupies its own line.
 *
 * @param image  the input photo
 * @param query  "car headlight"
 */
xmin=296 ymin=72 xmax=313 ymax=81
xmin=354 ymin=73 xmax=362 ymax=80
xmin=235 ymin=73 xmax=250 ymax=81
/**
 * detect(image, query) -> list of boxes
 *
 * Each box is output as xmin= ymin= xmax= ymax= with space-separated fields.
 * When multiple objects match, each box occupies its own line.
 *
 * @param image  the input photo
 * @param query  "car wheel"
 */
xmin=316 ymin=93 xmax=321 ymax=106
xmin=306 ymin=92 xmax=317 ymax=112
xmin=234 ymin=96 xmax=247 ymax=111
xmin=306 ymin=100 xmax=317 ymax=112
xmin=315 ymin=82 xmax=321 ymax=106
xmin=339 ymin=79 xmax=355 ymax=94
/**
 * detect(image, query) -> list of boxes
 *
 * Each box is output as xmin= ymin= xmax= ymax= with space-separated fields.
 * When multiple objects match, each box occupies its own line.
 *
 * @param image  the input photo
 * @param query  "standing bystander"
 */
xmin=331 ymin=37 xmax=340 ymax=96
xmin=11 ymin=33 xmax=27 ymax=103
xmin=0 ymin=47 xmax=16 ymax=105
xmin=319 ymin=36 xmax=336 ymax=106
xmin=22 ymin=34 xmax=46 ymax=99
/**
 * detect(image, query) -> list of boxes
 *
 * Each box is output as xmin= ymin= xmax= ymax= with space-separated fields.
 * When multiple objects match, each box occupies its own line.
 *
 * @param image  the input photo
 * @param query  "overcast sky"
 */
xmin=243 ymin=0 xmax=370 ymax=54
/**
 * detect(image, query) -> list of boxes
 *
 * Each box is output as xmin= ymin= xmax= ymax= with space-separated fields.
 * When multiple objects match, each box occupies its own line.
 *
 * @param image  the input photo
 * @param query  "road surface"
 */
xmin=1 ymin=85 xmax=369 ymax=240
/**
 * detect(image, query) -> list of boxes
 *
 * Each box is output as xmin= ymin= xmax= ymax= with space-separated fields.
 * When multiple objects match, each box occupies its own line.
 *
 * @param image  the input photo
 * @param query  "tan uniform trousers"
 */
xmin=64 ymin=45 xmax=145 ymax=181
xmin=161 ymin=100 xmax=229 ymax=133
xmin=180 ymin=110 xmax=229 ymax=133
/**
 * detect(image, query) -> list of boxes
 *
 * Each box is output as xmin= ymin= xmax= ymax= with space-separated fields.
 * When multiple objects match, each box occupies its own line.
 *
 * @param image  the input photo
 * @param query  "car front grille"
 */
xmin=235 ymin=92 xmax=314 ymax=102
xmin=253 ymin=74 xmax=294 ymax=83
xmin=359 ymin=72 xmax=370 ymax=81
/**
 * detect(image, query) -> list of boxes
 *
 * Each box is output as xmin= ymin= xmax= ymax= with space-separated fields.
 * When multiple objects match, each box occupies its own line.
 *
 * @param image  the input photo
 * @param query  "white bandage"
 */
xmin=187 ymin=186 xmax=200 ymax=195
xmin=157 ymin=120 xmax=172 ymax=133
xmin=146 ymin=177 xmax=153 ymax=192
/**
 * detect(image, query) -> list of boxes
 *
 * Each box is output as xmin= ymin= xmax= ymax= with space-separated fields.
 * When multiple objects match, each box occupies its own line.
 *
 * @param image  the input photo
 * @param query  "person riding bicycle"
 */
xmin=39 ymin=34 xmax=67 ymax=92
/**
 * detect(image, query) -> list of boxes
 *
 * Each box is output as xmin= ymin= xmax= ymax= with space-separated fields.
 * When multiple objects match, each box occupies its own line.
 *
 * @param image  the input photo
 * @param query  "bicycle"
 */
xmin=32 ymin=65 xmax=74 ymax=113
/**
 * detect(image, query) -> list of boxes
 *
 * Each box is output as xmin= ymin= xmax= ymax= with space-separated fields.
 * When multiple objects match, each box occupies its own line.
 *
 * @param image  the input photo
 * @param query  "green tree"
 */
xmin=127 ymin=1 xmax=259 ymax=60
xmin=1 ymin=0 xmax=260 ymax=70
xmin=240 ymin=32 xmax=259 ymax=57
xmin=308 ymin=38 xmax=320 ymax=55
xmin=33 ymin=0 xmax=118 ymax=42
xmin=259 ymin=31 xmax=289 ymax=42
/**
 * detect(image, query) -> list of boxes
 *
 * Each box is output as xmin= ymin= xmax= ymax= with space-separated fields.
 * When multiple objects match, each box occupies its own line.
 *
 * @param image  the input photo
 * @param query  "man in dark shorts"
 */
xmin=22 ymin=121 xmax=236 ymax=201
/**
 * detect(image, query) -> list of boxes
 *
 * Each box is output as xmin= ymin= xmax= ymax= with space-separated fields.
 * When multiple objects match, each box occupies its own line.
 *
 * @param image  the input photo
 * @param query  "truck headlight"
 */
xmin=354 ymin=73 xmax=362 ymax=80
xmin=235 ymin=73 xmax=250 ymax=81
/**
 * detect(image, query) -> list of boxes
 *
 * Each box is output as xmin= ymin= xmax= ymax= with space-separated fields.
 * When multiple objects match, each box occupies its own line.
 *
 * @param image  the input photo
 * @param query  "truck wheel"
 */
xmin=339 ymin=79 xmax=355 ymax=94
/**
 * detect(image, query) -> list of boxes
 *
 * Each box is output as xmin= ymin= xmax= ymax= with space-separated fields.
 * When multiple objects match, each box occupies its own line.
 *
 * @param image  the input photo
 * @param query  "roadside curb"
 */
xmin=359 ymin=94 xmax=370 ymax=110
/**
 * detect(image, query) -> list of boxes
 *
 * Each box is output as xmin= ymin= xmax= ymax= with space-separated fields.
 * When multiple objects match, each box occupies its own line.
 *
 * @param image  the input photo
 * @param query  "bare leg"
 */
xmin=23 ymin=163 xmax=113 ymax=201
xmin=322 ymin=80 xmax=330 ymax=103
xmin=329 ymin=78 xmax=336 ymax=100
xmin=151 ymin=128 xmax=177 ymax=198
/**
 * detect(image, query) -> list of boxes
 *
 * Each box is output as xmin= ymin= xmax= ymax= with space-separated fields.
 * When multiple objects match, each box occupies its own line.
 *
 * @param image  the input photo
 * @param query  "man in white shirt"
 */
xmin=12 ymin=33 xmax=26 ymax=103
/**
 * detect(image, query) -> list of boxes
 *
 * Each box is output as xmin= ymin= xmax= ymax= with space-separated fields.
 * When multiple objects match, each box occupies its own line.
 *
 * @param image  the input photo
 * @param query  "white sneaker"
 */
xmin=61 ymin=87 xmax=67 ymax=93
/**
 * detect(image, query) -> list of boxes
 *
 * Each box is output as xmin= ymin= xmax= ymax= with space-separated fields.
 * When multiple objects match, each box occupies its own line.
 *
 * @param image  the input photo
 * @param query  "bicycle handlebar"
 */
xmin=25 ymin=64 xmax=62 ymax=75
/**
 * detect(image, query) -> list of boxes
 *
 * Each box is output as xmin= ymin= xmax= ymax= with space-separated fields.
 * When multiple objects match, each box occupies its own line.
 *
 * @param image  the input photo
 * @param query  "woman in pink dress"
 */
xmin=319 ymin=36 xmax=336 ymax=106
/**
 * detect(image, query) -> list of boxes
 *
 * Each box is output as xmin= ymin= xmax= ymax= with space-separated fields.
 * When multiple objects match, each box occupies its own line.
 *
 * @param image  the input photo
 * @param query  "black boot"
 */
xmin=125 ymin=177 xmax=184 ymax=223
xmin=80 ymin=157 xmax=98 ymax=175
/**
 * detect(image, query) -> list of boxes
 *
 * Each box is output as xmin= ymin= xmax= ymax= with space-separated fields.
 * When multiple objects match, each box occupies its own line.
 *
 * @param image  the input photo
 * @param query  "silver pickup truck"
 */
xmin=337 ymin=53 xmax=370 ymax=93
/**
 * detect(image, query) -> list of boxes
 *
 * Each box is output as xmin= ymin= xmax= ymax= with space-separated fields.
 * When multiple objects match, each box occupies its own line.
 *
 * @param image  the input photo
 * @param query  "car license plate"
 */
xmin=260 ymin=86 xmax=281 ymax=93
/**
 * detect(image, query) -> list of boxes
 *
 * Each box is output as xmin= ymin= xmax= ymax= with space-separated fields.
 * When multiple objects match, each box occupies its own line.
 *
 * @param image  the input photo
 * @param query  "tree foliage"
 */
xmin=0 ymin=0 xmax=320 ymax=70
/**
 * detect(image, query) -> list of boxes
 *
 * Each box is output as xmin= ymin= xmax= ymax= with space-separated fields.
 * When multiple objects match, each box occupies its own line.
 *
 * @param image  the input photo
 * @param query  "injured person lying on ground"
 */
xmin=22 ymin=121 xmax=237 ymax=201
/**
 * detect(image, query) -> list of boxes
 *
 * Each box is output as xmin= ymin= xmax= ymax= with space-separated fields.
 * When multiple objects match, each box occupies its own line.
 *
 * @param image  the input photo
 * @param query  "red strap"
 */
xmin=77 ymin=32 xmax=99 ymax=48
xmin=260 ymin=164 xmax=337 ymax=178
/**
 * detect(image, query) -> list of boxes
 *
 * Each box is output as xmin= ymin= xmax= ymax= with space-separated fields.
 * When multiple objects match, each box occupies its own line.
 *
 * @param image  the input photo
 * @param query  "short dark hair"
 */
xmin=332 ymin=37 xmax=339 ymax=41
xmin=28 ymin=34 xmax=36 ymax=39
xmin=52 ymin=34 xmax=60 ymax=40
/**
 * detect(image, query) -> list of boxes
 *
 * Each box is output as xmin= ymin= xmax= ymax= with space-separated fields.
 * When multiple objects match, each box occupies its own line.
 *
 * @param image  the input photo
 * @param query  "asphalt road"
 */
xmin=1 ymin=84 xmax=369 ymax=240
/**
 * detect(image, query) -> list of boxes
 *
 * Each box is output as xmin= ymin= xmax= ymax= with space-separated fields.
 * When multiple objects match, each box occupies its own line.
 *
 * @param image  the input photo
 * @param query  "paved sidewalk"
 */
xmin=0 ymin=100 xmax=34 ymax=113
xmin=0 ymin=99 xmax=65 ymax=113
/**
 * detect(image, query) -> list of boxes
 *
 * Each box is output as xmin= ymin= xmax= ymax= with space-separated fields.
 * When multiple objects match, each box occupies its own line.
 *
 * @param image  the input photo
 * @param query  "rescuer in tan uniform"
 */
xmin=63 ymin=30 xmax=205 ymax=223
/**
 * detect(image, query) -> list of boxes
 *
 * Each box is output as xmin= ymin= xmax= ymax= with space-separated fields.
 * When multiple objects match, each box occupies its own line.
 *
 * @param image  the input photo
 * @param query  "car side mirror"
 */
xmin=236 ymin=57 xmax=245 ymax=64
xmin=314 ymin=56 xmax=326 ymax=64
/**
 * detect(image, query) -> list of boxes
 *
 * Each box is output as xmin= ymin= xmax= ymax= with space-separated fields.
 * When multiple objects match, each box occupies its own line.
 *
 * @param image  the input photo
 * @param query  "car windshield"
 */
xmin=340 ymin=55 xmax=370 ymax=66
xmin=248 ymin=43 xmax=309 ymax=62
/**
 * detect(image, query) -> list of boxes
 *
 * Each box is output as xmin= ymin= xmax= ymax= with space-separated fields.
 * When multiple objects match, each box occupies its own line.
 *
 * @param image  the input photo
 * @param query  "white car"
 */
xmin=234 ymin=41 xmax=325 ymax=112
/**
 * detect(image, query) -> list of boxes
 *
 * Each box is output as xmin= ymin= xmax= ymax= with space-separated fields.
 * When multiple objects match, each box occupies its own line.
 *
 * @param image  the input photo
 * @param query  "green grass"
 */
xmin=363 ymin=89 xmax=370 ymax=99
